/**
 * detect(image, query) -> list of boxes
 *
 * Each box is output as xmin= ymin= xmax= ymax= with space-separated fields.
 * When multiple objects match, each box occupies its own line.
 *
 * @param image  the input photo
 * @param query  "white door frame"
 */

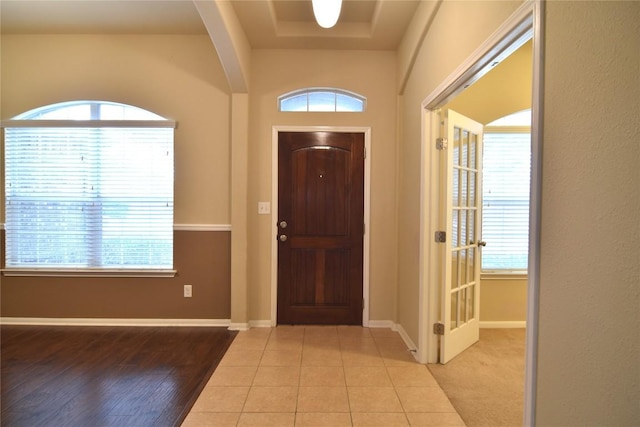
xmin=417 ymin=1 xmax=544 ymax=426
xmin=270 ymin=126 xmax=372 ymax=327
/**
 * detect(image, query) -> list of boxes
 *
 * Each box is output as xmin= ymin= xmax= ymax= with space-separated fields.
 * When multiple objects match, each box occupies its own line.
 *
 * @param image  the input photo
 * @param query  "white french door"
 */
xmin=439 ymin=109 xmax=484 ymax=364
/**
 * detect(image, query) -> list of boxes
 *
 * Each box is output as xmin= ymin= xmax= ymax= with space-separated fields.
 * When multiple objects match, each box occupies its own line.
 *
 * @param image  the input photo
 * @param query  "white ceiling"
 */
xmin=1 ymin=0 xmax=421 ymax=51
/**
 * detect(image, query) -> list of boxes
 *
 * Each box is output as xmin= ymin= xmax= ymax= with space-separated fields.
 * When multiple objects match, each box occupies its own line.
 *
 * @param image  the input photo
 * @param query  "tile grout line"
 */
xmin=375 ymin=334 xmax=413 ymax=426
xmin=338 ymin=327 xmax=355 ymax=426
xmin=239 ymin=328 xmax=269 ymax=419
xmin=293 ymin=326 xmax=305 ymax=424
xmin=371 ymin=330 xmax=403 ymax=425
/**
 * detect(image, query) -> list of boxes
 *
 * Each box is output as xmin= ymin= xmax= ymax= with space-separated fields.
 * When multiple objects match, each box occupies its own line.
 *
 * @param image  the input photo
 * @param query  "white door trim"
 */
xmin=270 ymin=126 xmax=372 ymax=327
xmin=417 ymin=2 xmax=544 ymax=426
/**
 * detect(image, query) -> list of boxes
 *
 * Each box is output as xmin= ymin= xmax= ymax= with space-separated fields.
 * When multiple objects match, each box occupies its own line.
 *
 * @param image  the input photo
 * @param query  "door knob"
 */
xmin=279 ymin=234 xmax=288 ymax=242
xmin=279 ymin=220 xmax=288 ymax=229
xmin=477 ymin=241 xmax=487 ymax=247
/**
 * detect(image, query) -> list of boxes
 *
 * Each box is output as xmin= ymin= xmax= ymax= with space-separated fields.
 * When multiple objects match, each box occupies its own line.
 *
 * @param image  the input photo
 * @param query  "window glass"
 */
xmin=3 ymin=101 xmax=174 ymax=271
xmin=280 ymin=94 xmax=308 ymax=112
xmin=481 ymin=128 xmax=530 ymax=272
xmin=308 ymin=91 xmax=336 ymax=112
xmin=15 ymin=101 xmax=164 ymax=121
xmin=279 ymin=88 xmax=365 ymax=112
xmin=336 ymin=93 xmax=364 ymax=112
xmin=21 ymin=103 xmax=92 ymax=120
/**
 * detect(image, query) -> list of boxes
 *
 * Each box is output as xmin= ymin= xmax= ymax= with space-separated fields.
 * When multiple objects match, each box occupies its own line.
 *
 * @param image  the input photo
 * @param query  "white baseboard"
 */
xmin=228 ymin=322 xmax=250 ymax=331
xmin=0 ymin=317 xmax=231 ymax=327
xmin=248 ymin=320 xmax=273 ymax=328
xmin=480 ymin=321 xmax=527 ymax=328
xmin=367 ymin=320 xmax=395 ymax=329
xmin=369 ymin=320 xmax=419 ymax=361
xmin=173 ymin=224 xmax=231 ymax=231
xmin=392 ymin=322 xmax=420 ymax=364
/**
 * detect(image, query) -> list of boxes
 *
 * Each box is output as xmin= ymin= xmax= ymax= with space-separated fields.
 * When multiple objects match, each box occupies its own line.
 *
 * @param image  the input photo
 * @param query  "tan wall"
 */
xmin=1 ymin=230 xmax=231 ymax=319
xmin=446 ymin=40 xmax=532 ymax=125
xmin=480 ymin=278 xmax=527 ymax=322
xmin=1 ymin=34 xmax=233 ymax=319
xmin=1 ymin=34 xmax=231 ymax=224
xmin=537 ymin=2 xmax=640 ymax=424
xmin=247 ymin=49 xmax=398 ymax=322
xmin=398 ymin=0 xmax=523 ymax=344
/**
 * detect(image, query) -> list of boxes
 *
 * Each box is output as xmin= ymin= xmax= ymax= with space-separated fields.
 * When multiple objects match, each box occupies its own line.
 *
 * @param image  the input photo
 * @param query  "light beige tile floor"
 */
xmin=182 ymin=326 xmax=466 ymax=427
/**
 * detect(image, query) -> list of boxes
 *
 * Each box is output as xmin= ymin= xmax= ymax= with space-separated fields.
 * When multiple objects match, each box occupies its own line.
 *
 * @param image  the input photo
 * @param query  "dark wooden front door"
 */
xmin=277 ymin=131 xmax=364 ymax=325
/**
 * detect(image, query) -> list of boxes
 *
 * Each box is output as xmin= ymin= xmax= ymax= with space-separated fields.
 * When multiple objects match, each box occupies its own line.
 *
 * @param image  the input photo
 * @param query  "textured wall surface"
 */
xmin=537 ymin=2 xmax=640 ymax=424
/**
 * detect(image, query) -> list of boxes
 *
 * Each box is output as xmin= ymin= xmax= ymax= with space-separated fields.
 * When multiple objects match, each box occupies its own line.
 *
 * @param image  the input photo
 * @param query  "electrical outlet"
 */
xmin=184 ymin=284 xmax=192 ymax=298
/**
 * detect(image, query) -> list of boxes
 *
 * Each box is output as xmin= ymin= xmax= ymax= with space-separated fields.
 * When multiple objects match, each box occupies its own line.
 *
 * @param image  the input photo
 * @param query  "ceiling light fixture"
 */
xmin=312 ymin=0 xmax=342 ymax=29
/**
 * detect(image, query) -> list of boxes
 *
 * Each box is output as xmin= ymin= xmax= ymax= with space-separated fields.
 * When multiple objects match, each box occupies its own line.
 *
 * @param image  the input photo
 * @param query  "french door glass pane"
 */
xmin=462 ymin=130 xmax=469 ymax=168
xmin=467 ymin=285 xmax=475 ymax=320
xmin=470 ymin=134 xmax=477 ymax=169
xmin=460 ymin=210 xmax=467 ymax=249
xmin=453 ymin=170 xmax=460 ymax=207
xmin=452 ymin=250 xmax=459 ymax=290
xmin=452 ymin=210 xmax=459 ymax=248
xmin=460 ymin=287 xmax=467 ymax=324
xmin=451 ymin=290 xmax=458 ymax=330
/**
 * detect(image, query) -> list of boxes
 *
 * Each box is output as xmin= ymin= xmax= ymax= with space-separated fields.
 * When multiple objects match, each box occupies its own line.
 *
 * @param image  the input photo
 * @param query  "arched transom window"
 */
xmin=278 ymin=88 xmax=366 ymax=112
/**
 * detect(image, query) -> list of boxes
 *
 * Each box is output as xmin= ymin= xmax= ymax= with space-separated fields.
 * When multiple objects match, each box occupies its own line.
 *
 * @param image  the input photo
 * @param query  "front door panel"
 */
xmin=277 ymin=131 xmax=364 ymax=325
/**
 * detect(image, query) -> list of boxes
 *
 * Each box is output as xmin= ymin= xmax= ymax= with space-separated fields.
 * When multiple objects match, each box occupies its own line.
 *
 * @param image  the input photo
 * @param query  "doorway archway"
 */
xmin=417 ymin=2 xmax=544 ymax=425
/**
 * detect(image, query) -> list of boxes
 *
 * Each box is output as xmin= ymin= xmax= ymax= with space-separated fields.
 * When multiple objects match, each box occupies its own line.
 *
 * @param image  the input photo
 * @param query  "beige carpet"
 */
xmin=428 ymin=328 xmax=526 ymax=427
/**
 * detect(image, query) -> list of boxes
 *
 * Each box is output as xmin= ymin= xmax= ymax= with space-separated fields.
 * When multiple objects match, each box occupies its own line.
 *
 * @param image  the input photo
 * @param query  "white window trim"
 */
xmin=1 ymin=268 xmax=177 ymax=278
xmin=481 ymin=271 xmax=528 ymax=280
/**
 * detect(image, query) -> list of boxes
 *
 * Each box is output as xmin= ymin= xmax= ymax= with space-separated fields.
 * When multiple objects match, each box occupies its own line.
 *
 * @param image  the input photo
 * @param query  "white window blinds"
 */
xmin=481 ymin=130 xmax=530 ymax=271
xmin=3 ymin=102 xmax=175 ymax=271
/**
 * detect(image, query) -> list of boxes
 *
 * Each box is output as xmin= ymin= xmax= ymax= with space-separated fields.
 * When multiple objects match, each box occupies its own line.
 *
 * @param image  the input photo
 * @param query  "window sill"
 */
xmin=481 ymin=271 xmax=528 ymax=280
xmin=1 ymin=268 xmax=177 ymax=278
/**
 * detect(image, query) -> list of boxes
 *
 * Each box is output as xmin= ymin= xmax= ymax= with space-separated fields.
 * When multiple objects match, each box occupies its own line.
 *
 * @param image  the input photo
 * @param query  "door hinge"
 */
xmin=433 ymin=322 xmax=445 ymax=335
xmin=436 ymin=138 xmax=448 ymax=150
xmin=434 ymin=231 xmax=446 ymax=243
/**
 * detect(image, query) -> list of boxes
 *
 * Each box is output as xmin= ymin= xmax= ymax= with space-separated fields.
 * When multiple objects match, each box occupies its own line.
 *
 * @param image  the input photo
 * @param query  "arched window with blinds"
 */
xmin=481 ymin=110 xmax=531 ymax=273
xmin=2 ymin=101 xmax=175 ymax=274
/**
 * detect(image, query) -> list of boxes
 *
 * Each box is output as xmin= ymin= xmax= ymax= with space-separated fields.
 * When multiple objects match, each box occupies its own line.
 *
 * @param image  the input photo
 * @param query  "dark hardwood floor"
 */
xmin=1 ymin=325 xmax=237 ymax=427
